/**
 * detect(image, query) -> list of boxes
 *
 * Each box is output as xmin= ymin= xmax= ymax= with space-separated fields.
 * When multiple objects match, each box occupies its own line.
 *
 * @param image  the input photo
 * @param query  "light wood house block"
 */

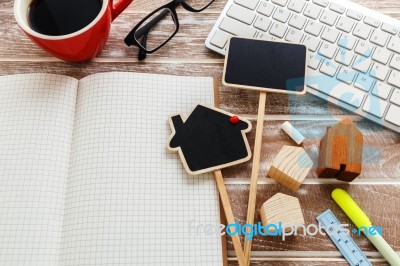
xmin=267 ymin=146 xmax=313 ymax=191
xmin=259 ymin=193 xmax=305 ymax=233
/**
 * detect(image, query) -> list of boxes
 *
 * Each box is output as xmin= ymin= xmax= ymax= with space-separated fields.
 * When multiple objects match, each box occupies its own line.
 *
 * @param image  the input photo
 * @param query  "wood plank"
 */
xmin=4 ymin=10 xmax=400 ymax=60
xmin=3 ymin=0 xmax=400 ymax=12
xmin=223 ymin=184 xmax=400 ymax=253
xmin=0 ymin=62 xmax=350 ymax=116
xmin=0 ymin=12 xmax=222 ymax=59
xmin=3 ymin=8 xmax=400 ymax=60
xmin=229 ymin=261 xmax=390 ymax=265
xmin=1 ymin=65 xmax=399 ymax=180
xmin=223 ymin=120 xmax=400 ymax=180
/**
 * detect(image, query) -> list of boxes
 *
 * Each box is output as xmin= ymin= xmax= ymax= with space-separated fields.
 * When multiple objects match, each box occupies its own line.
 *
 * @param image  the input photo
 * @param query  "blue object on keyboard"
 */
xmin=205 ymin=0 xmax=400 ymax=133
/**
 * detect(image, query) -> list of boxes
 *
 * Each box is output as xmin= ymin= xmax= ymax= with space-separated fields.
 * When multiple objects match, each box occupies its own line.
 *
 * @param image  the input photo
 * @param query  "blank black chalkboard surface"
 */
xmin=167 ymin=104 xmax=252 ymax=175
xmin=223 ymin=37 xmax=307 ymax=94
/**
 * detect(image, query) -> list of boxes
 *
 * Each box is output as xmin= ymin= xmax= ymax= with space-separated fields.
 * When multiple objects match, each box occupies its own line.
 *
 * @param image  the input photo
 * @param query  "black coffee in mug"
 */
xmin=28 ymin=0 xmax=103 ymax=36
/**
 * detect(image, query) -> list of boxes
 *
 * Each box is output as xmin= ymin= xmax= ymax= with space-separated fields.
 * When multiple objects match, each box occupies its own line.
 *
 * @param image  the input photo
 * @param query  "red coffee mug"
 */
xmin=14 ymin=0 xmax=133 ymax=62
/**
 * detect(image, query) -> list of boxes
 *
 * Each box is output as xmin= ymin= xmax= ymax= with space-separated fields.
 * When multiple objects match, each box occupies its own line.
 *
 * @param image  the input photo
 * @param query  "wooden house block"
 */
xmin=318 ymin=118 xmax=363 ymax=182
xmin=259 ymin=193 xmax=304 ymax=233
xmin=267 ymin=146 xmax=313 ymax=191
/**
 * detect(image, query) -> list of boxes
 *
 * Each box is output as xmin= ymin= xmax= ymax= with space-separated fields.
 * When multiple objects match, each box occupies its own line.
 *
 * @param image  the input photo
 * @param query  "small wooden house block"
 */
xmin=259 ymin=193 xmax=304 ymax=233
xmin=267 ymin=146 xmax=313 ymax=191
xmin=318 ymin=118 xmax=363 ymax=182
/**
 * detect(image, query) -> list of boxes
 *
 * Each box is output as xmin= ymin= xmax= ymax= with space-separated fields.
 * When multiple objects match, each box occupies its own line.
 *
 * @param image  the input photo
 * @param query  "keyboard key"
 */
xmin=337 ymin=34 xmax=356 ymax=50
xmin=362 ymin=95 xmax=388 ymax=118
xmin=308 ymin=53 xmax=322 ymax=69
xmin=302 ymin=34 xmax=320 ymax=51
xmin=355 ymin=74 xmax=374 ymax=91
xmin=288 ymin=0 xmax=306 ymax=13
xmin=289 ymin=14 xmax=307 ymax=29
xmin=304 ymin=4 xmax=322 ymax=19
xmin=346 ymin=9 xmax=363 ymax=21
xmin=257 ymin=1 xmax=275 ymax=16
xmin=273 ymin=7 xmax=291 ymax=23
xmin=372 ymin=82 xmax=392 ymax=99
xmin=272 ymin=0 xmax=288 ymax=7
xmin=254 ymin=15 xmax=272 ymax=31
xmin=227 ymin=4 xmax=256 ymax=25
xmin=305 ymin=21 xmax=324 ymax=36
xmin=329 ymin=3 xmax=346 ymax=14
xmin=320 ymin=10 xmax=338 ymax=26
xmin=370 ymin=62 xmax=389 ymax=81
xmin=335 ymin=48 xmax=354 ymax=66
xmin=269 ymin=22 xmax=288 ymax=38
xmin=353 ymin=56 xmax=372 ymax=73
xmin=321 ymin=27 xmax=340 ymax=43
xmin=210 ymin=30 xmax=229 ymax=48
xmin=336 ymin=16 xmax=355 ymax=33
xmin=372 ymin=47 xmax=391 ymax=64
xmin=337 ymin=66 xmax=356 ymax=84
xmin=388 ymin=70 xmax=400 ymax=88
xmin=391 ymin=88 xmax=400 ymax=105
xmin=219 ymin=17 xmax=257 ymax=37
xmin=355 ymin=41 xmax=374 ymax=57
xmin=364 ymin=16 xmax=380 ymax=28
xmin=306 ymin=75 xmax=366 ymax=107
xmin=320 ymin=59 xmax=338 ymax=76
xmin=256 ymin=32 xmax=279 ymax=41
xmin=353 ymin=23 xmax=372 ymax=39
xmin=370 ymin=30 xmax=389 ymax=46
xmin=385 ymin=105 xmax=400 ymax=126
xmin=312 ymin=0 xmax=328 ymax=8
xmin=234 ymin=0 xmax=259 ymax=10
xmin=286 ymin=28 xmax=303 ymax=42
xmin=319 ymin=41 xmax=337 ymax=58
xmin=381 ymin=23 xmax=398 ymax=35
xmin=387 ymin=37 xmax=400 ymax=54
xmin=390 ymin=54 xmax=400 ymax=71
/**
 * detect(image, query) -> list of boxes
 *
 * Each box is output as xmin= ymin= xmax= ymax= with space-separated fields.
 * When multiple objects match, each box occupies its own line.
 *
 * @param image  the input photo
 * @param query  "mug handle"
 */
xmin=111 ymin=0 xmax=134 ymax=21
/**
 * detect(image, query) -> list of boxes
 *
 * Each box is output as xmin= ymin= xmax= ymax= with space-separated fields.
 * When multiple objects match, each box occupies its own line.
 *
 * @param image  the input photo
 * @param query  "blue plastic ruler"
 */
xmin=316 ymin=209 xmax=372 ymax=266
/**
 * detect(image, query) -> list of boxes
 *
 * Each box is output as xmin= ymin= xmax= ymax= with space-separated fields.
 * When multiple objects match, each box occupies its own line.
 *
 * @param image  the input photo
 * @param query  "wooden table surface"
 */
xmin=1 ymin=0 xmax=400 ymax=265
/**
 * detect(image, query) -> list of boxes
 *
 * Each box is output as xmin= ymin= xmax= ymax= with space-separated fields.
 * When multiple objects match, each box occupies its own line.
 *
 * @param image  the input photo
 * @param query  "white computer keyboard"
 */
xmin=205 ymin=0 xmax=400 ymax=133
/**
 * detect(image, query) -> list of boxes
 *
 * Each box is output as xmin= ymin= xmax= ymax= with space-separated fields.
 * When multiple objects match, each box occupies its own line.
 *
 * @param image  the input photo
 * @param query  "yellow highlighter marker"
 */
xmin=332 ymin=188 xmax=400 ymax=266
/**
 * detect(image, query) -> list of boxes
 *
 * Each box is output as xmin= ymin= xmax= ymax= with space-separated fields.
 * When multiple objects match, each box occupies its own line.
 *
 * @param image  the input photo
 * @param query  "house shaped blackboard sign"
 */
xmin=168 ymin=105 xmax=252 ymax=175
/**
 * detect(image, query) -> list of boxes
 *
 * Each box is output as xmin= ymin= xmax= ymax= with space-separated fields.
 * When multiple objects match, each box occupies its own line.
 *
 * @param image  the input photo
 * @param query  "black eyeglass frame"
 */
xmin=124 ymin=0 xmax=214 ymax=56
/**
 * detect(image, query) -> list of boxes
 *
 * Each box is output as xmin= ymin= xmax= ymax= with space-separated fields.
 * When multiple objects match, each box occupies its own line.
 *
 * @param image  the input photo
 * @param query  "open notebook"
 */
xmin=0 ymin=72 xmax=223 ymax=266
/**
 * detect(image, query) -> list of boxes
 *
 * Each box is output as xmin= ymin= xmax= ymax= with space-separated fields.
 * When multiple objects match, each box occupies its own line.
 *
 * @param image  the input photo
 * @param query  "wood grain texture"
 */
xmin=2 ymin=0 xmax=400 ymax=11
xmin=228 ymin=261 xmax=391 ymax=266
xmin=2 ymin=0 xmax=400 ymax=60
xmin=223 ymin=120 xmax=400 ymax=180
xmin=225 ymin=184 xmax=400 ymax=252
xmin=0 ymin=61 xmax=352 ymax=116
xmin=267 ymin=146 xmax=313 ymax=191
xmin=259 ymin=193 xmax=305 ymax=231
xmin=2 ymin=0 xmax=400 ymax=265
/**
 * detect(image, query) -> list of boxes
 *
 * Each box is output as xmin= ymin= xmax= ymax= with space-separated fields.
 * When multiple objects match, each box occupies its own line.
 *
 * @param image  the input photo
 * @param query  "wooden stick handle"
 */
xmin=214 ymin=170 xmax=246 ymax=266
xmin=244 ymin=91 xmax=267 ymax=266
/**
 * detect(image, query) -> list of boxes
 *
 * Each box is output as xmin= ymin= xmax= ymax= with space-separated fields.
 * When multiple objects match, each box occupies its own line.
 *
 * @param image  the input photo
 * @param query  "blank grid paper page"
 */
xmin=0 ymin=74 xmax=78 ymax=265
xmin=61 ymin=72 xmax=222 ymax=265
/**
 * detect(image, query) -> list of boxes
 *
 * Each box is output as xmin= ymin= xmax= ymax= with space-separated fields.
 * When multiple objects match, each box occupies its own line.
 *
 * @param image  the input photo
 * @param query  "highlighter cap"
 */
xmin=331 ymin=188 xmax=371 ymax=228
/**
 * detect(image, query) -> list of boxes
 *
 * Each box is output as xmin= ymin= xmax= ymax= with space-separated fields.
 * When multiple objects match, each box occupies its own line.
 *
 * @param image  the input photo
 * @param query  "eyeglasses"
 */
xmin=124 ymin=0 xmax=214 ymax=60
